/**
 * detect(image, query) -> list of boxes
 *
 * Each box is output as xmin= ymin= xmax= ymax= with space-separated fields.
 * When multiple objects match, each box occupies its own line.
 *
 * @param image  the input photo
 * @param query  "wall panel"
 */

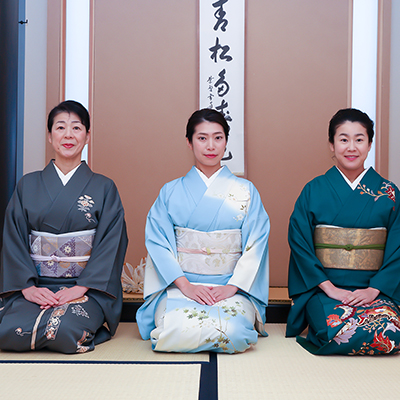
xmin=91 ymin=0 xmax=197 ymax=270
xmin=245 ymin=0 xmax=351 ymax=284
xmin=50 ymin=0 xmax=358 ymax=286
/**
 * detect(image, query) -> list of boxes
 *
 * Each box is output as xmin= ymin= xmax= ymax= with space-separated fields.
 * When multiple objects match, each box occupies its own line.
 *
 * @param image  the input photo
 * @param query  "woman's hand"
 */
xmin=319 ymin=281 xmax=380 ymax=307
xmin=210 ymin=285 xmax=238 ymax=302
xmin=343 ymin=287 xmax=380 ymax=307
xmin=174 ymin=277 xmax=215 ymax=305
xmin=22 ymin=286 xmax=59 ymax=309
xmin=55 ymin=286 xmax=88 ymax=305
xmin=318 ymin=280 xmax=353 ymax=303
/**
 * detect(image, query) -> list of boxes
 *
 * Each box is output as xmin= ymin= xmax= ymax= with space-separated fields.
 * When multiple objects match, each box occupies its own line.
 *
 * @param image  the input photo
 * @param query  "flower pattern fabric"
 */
xmin=326 ymin=299 xmax=400 ymax=355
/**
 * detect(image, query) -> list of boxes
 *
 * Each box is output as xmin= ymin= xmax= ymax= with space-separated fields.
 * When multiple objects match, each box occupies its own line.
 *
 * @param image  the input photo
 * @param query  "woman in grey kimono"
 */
xmin=0 ymin=100 xmax=128 ymax=353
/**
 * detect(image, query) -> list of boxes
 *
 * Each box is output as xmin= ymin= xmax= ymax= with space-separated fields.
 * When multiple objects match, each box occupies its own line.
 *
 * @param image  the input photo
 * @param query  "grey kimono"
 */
xmin=0 ymin=162 xmax=128 ymax=353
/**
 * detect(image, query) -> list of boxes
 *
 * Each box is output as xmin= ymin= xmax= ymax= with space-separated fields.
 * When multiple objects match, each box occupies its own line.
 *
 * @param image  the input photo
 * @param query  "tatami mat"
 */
xmin=0 ymin=323 xmax=208 ymax=363
xmin=0 ymin=363 xmax=201 ymax=400
xmin=4 ymin=322 xmax=398 ymax=400
xmin=218 ymin=324 xmax=400 ymax=400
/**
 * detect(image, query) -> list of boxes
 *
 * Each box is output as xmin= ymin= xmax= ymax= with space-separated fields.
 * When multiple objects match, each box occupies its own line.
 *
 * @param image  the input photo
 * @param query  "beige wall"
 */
xmin=90 ymin=0 xmax=198 ymax=279
xmin=45 ymin=0 xmax=393 ymax=286
xmin=245 ymin=0 xmax=350 ymax=284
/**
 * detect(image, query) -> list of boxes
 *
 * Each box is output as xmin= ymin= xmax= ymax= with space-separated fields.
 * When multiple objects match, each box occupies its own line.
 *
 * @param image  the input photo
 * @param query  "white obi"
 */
xmin=29 ymin=229 xmax=96 ymax=278
xmin=175 ymin=227 xmax=242 ymax=275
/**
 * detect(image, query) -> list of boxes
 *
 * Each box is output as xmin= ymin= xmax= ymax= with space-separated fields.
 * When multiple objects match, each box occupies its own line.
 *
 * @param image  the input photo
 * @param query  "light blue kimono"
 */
xmin=136 ymin=166 xmax=270 ymax=353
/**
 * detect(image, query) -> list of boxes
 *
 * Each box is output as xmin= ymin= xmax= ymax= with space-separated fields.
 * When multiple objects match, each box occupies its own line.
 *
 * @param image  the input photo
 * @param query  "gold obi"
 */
xmin=314 ymin=226 xmax=387 ymax=271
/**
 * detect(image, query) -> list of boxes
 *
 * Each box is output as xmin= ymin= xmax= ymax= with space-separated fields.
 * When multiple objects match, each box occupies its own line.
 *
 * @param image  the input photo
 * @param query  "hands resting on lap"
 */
xmin=22 ymin=285 xmax=88 ymax=309
xmin=174 ymin=276 xmax=238 ymax=306
xmin=319 ymin=280 xmax=380 ymax=307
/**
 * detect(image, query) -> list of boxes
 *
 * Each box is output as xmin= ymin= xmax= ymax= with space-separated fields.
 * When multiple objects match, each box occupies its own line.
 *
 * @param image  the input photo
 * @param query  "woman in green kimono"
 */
xmin=286 ymin=108 xmax=400 ymax=355
xmin=0 ymin=101 xmax=128 ymax=353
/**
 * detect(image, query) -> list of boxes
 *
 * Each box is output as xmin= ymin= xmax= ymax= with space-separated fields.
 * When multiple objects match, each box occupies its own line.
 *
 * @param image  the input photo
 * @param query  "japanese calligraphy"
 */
xmin=209 ymin=37 xmax=233 ymax=63
xmin=199 ymin=0 xmax=245 ymax=174
xmin=212 ymin=0 xmax=229 ymax=32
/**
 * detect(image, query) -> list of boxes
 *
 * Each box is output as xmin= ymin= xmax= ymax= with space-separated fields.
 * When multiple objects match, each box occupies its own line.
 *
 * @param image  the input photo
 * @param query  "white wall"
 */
xmin=23 ymin=0 xmax=47 ymax=174
xmin=389 ymin=1 xmax=400 ymax=185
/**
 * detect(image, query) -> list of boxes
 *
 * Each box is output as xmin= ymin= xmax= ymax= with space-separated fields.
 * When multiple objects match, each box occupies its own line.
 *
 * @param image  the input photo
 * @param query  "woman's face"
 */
xmin=48 ymin=112 xmax=90 ymax=167
xmin=329 ymin=121 xmax=371 ymax=181
xmin=187 ymin=121 xmax=227 ymax=177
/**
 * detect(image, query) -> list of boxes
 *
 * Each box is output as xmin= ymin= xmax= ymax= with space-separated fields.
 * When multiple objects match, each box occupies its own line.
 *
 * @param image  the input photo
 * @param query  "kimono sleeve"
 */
xmin=287 ymin=182 xmax=329 ymax=298
xmin=228 ymin=182 xmax=270 ymax=305
xmin=143 ymin=184 xmax=185 ymax=297
xmin=1 ymin=177 xmax=38 ymax=295
xmin=76 ymin=178 xmax=128 ymax=299
xmin=369 ymin=184 xmax=400 ymax=302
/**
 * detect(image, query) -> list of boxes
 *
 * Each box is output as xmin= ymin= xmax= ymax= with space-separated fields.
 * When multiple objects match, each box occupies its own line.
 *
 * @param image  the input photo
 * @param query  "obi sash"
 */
xmin=314 ymin=225 xmax=387 ymax=271
xmin=175 ymin=227 xmax=242 ymax=275
xmin=29 ymin=229 xmax=96 ymax=278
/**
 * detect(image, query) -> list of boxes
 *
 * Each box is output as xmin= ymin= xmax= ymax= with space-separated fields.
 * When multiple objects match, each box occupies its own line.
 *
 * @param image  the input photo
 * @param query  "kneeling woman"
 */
xmin=137 ymin=109 xmax=270 ymax=353
xmin=286 ymin=108 xmax=400 ymax=355
xmin=0 ymin=101 xmax=128 ymax=353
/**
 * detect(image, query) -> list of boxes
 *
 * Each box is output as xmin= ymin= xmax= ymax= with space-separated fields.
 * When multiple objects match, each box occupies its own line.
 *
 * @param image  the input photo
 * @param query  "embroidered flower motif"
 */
xmin=63 ymin=245 xmax=72 ymax=254
xmin=330 ymin=299 xmax=400 ymax=355
xmin=77 ymin=195 xmax=95 ymax=222
xmin=384 ymin=183 xmax=396 ymax=203
xmin=358 ymin=181 xmax=396 ymax=206
xmin=71 ymin=305 xmax=89 ymax=318
xmin=369 ymin=331 xmax=396 ymax=353
xmin=180 ymin=300 xmax=246 ymax=353
xmin=233 ymin=214 xmax=244 ymax=221
xmin=327 ymin=314 xmax=342 ymax=328
xmin=15 ymin=327 xmax=31 ymax=336
xmin=77 ymin=195 xmax=95 ymax=212
xmin=85 ymin=213 xmax=95 ymax=223
xmin=76 ymin=331 xmax=91 ymax=353
xmin=333 ymin=318 xmax=358 ymax=344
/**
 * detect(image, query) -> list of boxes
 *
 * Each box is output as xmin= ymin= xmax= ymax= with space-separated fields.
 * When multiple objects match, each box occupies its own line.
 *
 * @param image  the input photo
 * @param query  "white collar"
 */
xmin=53 ymin=162 xmax=82 ymax=186
xmin=195 ymin=166 xmax=223 ymax=187
xmin=336 ymin=166 xmax=370 ymax=190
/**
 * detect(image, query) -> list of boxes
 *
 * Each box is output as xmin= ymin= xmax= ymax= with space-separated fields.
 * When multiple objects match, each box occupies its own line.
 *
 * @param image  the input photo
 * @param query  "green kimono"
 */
xmin=286 ymin=167 xmax=400 ymax=355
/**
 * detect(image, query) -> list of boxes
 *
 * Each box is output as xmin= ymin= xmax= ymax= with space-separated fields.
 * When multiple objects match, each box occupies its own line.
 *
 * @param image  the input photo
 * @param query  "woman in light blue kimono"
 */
xmin=137 ymin=109 xmax=270 ymax=353
xmin=286 ymin=108 xmax=400 ymax=355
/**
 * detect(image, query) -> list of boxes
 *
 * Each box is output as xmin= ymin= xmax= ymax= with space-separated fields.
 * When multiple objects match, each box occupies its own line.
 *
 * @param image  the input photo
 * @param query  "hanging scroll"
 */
xmin=199 ymin=0 xmax=245 ymax=175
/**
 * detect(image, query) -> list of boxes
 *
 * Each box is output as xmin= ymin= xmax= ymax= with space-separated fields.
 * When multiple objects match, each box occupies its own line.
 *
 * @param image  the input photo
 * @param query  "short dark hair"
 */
xmin=186 ymin=108 xmax=230 ymax=143
xmin=47 ymin=100 xmax=90 ymax=132
xmin=328 ymin=108 xmax=374 ymax=144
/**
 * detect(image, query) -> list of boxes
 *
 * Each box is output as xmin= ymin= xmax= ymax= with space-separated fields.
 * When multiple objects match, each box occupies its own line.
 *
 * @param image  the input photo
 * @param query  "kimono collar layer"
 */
xmin=183 ymin=166 xmax=236 ymax=231
xmin=195 ymin=166 xmax=223 ymax=187
xmin=53 ymin=162 xmax=82 ymax=186
xmin=335 ymin=166 xmax=370 ymax=190
xmin=325 ymin=166 xmax=382 ymax=227
xmin=41 ymin=161 xmax=94 ymax=232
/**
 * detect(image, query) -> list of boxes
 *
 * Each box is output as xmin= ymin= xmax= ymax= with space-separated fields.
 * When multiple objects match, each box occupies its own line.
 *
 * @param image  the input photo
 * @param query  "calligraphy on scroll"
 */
xmin=199 ymin=0 xmax=245 ymax=175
